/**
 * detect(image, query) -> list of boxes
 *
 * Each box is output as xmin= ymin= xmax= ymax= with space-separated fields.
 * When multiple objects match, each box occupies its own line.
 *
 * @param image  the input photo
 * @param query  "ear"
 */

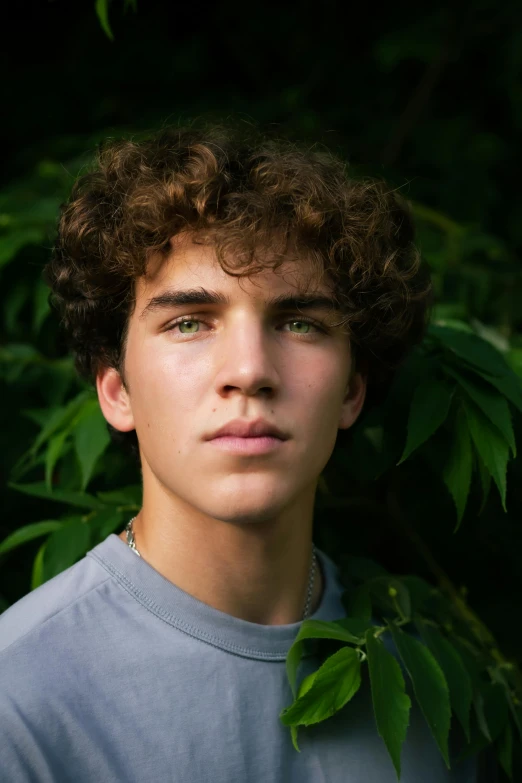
xmin=96 ymin=367 xmax=136 ymax=433
xmin=338 ymin=371 xmax=367 ymax=430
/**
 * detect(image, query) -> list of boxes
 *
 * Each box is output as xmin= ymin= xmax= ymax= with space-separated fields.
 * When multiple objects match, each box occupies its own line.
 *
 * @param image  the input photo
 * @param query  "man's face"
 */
xmin=98 ymin=235 xmax=366 ymax=523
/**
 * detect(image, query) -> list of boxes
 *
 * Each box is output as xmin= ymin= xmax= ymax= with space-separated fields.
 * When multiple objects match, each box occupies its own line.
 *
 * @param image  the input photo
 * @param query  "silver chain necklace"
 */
xmin=124 ymin=517 xmax=318 ymax=620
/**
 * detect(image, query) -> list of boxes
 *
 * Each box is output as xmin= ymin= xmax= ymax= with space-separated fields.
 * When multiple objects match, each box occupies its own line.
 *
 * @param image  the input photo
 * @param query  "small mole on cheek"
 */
xmin=212 ymin=408 xmax=216 ymax=412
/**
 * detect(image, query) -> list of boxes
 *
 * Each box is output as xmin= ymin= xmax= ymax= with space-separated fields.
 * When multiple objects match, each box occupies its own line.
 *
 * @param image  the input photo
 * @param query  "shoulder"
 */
xmin=0 ymin=546 xmax=118 ymax=776
xmin=0 ymin=550 xmax=114 ymax=781
xmin=0 ymin=547 xmax=112 ymax=659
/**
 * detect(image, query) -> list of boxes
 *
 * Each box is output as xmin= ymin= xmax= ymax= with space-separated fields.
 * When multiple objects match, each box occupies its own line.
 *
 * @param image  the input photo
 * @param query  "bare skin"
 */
xmin=98 ymin=235 xmax=366 ymax=625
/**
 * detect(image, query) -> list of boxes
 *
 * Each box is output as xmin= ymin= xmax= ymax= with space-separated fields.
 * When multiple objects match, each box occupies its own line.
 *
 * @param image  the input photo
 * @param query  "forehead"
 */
xmin=136 ymin=235 xmax=332 ymax=305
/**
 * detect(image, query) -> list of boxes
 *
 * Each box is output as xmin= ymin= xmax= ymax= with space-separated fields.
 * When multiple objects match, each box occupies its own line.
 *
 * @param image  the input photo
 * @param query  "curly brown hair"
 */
xmin=45 ymin=121 xmax=432 ymax=455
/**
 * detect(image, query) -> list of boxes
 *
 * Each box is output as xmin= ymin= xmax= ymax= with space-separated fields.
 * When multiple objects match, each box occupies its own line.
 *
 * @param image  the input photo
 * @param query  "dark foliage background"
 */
xmin=1 ymin=1 xmax=522 ymax=778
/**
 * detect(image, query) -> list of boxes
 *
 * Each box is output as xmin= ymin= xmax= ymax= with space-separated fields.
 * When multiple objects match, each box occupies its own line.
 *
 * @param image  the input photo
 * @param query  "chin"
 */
xmin=203 ymin=498 xmax=287 ymax=526
xmin=196 ymin=481 xmax=297 ymax=525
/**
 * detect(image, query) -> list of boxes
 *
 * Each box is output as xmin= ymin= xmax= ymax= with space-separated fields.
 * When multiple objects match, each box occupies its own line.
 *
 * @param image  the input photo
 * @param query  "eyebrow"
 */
xmin=140 ymin=288 xmax=228 ymax=318
xmin=266 ymin=293 xmax=341 ymax=313
xmin=140 ymin=287 xmax=342 ymax=318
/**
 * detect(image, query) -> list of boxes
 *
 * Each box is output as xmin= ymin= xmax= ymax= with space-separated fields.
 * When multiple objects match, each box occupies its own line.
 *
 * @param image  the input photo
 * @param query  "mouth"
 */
xmin=204 ymin=418 xmax=289 ymax=455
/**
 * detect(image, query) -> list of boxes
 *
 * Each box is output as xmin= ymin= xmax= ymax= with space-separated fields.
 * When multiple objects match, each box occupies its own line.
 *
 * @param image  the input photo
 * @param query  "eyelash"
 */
xmin=164 ymin=315 xmax=327 ymax=335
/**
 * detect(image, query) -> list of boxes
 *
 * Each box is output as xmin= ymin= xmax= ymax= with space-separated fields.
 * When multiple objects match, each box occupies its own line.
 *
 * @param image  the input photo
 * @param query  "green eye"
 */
xmin=178 ymin=320 xmax=200 ymax=334
xmin=288 ymin=321 xmax=311 ymax=334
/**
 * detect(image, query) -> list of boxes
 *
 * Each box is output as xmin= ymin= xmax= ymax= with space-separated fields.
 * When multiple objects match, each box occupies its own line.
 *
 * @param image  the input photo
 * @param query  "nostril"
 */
xmin=221 ymin=384 xmax=274 ymax=397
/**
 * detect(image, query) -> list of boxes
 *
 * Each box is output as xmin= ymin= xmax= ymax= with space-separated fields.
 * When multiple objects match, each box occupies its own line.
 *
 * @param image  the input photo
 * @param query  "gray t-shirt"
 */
xmin=0 ymin=533 xmax=475 ymax=782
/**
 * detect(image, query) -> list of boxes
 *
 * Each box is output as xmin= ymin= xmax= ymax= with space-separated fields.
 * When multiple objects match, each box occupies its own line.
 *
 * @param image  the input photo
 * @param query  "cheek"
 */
xmin=128 ymin=346 xmax=209 ymax=425
xmin=299 ymin=354 xmax=349 ymax=413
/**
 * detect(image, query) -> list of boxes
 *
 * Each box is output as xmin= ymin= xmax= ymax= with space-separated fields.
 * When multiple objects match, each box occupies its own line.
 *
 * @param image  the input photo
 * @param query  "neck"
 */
xmin=118 ymin=489 xmax=324 ymax=626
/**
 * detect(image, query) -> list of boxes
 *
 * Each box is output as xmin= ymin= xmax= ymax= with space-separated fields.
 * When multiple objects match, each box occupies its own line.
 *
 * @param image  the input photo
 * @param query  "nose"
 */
xmin=213 ymin=316 xmax=280 ymax=400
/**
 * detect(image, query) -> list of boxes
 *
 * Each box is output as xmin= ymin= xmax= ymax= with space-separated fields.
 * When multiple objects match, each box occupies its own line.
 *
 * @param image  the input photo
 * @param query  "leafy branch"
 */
xmin=280 ymin=569 xmax=521 ymax=780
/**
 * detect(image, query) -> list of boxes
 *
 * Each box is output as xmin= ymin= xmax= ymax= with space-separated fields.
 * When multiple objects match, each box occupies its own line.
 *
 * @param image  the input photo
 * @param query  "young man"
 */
xmin=0 ymin=124 xmax=474 ymax=781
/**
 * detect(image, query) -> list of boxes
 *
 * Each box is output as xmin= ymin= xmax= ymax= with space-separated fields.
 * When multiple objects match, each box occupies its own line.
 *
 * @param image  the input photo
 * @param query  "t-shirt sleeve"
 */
xmin=0 ymin=686 xmax=59 ymax=782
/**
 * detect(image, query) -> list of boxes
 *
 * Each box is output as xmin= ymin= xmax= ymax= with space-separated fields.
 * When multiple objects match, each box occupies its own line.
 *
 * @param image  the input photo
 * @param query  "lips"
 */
xmin=205 ymin=418 xmax=288 ymax=441
xmin=204 ymin=419 xmax=288 ymax=456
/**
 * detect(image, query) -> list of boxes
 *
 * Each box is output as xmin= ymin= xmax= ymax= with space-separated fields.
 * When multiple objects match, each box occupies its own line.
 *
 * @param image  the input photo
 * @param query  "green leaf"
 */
xmin=31 ymin=391 xmax=90 ymax=455
xmin=97 ymin=485 xmax=142 ymax=507
xmin=42 ymin=518 xmax=91 ymax=582
xmin=31 ymin=540 xmax=47 ymax=590
xmin=22 ymin=406 xmax=61 ymax=428
xmin=400 ymin=576 xmax=435 ymax=614
xmin=397 ymin=376 xmax=455 ymax=464
xmin=463 ymin=399 xmax=509 ymax=511
xmin=450 ymin=640 xmax=482 ymax=691
xmin=486 ymin=373 xmax=522 ymax=415
xmin=9 ymin=481 xmax=106 ymax=510
xmin=296 ymin=670 xmax=317 ymax=699
xmin=416 ymin=619 xmax=473 ymax=741
xmin=366 ymin=629 xmax=411 ymax=779
xmin=45 ymin=430 xmax=70 ymax=489
xmin=280 ymin=646 xmax=361 ymax=727
xmin=457 ymin=366 xmax=522 ymax=415
xmin=473 ymin=688 xmax=491 ymax=741
xmin=508 ymin=347 xmax=522 ymax=379
xmin=390 ymin=623 xmax=451 ymax=768
xmin=290 ymin=724 xmax=300 ymax=752
xmin=442 ymin=405 xmax=473 ymax=530
xmin=496 ymin=672 xmax=522 ymax=743
xmin=73 ymin=400 xmax=111 ymax=489
xmin=88 ymin=508 xmax=126 ymax=541
xmin=496 ymin=719 xmax=513 ymax=780
xmin=285 ymin=618 xmax=368 ymax=697
xmin=444 ymin=366 xmax=516 ymax=456
xmin=470 ymin=319 xmax=510 ymax=353
xmin=475 ymin=682 xmax=508 ymax=743
xmin=0 ymin=520 xmax=63 ymax=556
xmin=289 ymin=670 xmax=319 ymax=751
xmin=1 ymin=342 xmax=39 ymax=383
xmin=336 ymin=617 xmax=374 ymax=636
xmin=430 ymin=325 xmax=514 ymax=379
xmin=95 ymin=0 xmax=114 ymax=40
